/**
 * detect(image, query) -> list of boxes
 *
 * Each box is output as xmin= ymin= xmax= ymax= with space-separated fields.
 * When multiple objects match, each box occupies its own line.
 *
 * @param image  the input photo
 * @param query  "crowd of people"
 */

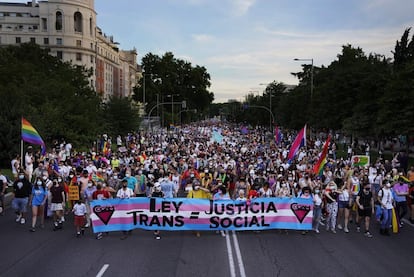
xmin=2 ymin=121 xmax=414 ymax=240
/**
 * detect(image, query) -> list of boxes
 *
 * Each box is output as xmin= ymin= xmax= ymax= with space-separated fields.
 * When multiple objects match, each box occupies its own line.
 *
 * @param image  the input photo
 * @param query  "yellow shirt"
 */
xmin=187 ymin=189 xmax=211 ymax=199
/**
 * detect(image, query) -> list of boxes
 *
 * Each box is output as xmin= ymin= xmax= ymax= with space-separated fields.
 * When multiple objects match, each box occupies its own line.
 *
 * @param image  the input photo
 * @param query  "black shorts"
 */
xmin=358 ymin=207 xmax=372 ymax=217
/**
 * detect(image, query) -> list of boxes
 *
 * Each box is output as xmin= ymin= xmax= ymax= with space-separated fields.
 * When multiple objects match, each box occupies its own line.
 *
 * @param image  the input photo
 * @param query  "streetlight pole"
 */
xmin=293 ymin=58 xmax=313 ymax=102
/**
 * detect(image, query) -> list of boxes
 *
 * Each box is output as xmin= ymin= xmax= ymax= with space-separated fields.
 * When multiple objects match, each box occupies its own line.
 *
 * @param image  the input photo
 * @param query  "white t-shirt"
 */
xmin=378 ymin=188 xmax=393 ymax=209
xmin=116 ymin=188 xmax=134 ymax=199
xmin=73 ymin=203 xmax=87 ymax=216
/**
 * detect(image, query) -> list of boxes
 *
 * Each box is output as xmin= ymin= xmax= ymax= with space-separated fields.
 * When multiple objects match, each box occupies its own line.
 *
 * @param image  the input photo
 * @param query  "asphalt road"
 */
xmin=0 ymin=208 xmax=413 ymax=277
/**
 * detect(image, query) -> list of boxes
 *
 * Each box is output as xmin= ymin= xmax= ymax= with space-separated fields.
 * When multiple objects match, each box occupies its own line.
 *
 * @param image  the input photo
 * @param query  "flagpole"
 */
xmin=20 ymin=139 xmax=24 ymax=171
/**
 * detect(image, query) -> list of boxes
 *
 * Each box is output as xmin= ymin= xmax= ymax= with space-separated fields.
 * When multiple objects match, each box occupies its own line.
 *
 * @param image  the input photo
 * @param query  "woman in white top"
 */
xmin=337 ymin=182 xmax=351 ymax=233
xmin=312 ymin=187 xmax=323 ymax=233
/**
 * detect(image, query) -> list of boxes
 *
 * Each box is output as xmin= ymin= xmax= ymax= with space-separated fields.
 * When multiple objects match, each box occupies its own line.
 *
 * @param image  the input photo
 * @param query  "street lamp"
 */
xmin=166 ymin=94 xmax=179 ymax=126
xmin=293 ymin=58 xmax=314 ymax=102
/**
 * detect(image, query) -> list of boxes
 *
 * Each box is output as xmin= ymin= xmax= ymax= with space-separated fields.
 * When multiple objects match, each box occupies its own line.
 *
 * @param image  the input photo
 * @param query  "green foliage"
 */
xmin=217 ymin=28 xmax=414 ymax=139
xmin=133 ymin=52 xmax=214 ymax=126
xmin=101 ymin=96 xmax=141 ymax=135
xmin=0 ymin=43 xmax=102 ymax=165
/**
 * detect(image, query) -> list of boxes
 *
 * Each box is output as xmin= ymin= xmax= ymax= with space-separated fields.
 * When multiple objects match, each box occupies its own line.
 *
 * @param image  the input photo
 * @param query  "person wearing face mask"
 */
xmin=324 ymin=181 xmax=339 ymax=233
xmin=12 ymin=171 xmax=32 ymax=224
xmin=355 ymin=182 xmax=374 ymax=238
xmin=29 ymin=177 xmax=47 ymax=232
xmin=378 ymin=180 xmax=395 ymax=236
xmin=92 ymin=183 xmax=113 ymax=240
xmin=117 ymin=180 xmax=135 ymax=240
xmin=122 ymin=170 xmax=137 ymax=192
xmin=312 ymin=187 xmax=323 ymax=233
xmin=151 ymin=182 xmax=165 ymax=240
xmin=50 ymin=178 xmax=66 ymax=230
xmin=83 ymin=180 xmax=97 ymax=228
xmin=134 ymin=170 xmax=147 ymax=197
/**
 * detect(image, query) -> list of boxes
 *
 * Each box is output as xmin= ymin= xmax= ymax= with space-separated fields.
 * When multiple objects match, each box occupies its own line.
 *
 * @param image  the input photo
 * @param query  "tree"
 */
xmin=133 ymin=52 xmax=214 ymax=126
xmin=101 ymin=96 xmax=141 ymax=135
xmin=0 ymin=43 xmax=102 ymax=165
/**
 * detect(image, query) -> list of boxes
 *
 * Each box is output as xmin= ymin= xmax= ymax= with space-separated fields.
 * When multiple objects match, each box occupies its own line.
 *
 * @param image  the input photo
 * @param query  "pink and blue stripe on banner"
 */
xmin=90 ymin=197 xmax=313 ymax=233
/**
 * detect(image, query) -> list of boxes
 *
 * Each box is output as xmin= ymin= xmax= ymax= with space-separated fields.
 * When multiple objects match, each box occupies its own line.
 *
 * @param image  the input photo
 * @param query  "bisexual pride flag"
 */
xmin=287 ymin=125 xmax=306 ymax=162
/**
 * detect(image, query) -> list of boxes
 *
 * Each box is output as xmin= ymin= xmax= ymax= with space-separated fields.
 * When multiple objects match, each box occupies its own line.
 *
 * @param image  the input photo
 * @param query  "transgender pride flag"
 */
xmin=287 ymin=125 xmax=306 ymax=162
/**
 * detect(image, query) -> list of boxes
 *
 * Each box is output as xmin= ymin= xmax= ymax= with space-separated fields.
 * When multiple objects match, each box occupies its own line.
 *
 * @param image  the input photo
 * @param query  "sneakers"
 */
xmin=220 ymin=230 xmax=226 ymax=237
xmin=76 ymin=232 xmax=81 ymax=238
xmin=331 ymin=229 xmax=337 ymax=234
xmin=344 ymin=227 xmax=350 ymax=233
xmin=337 ymin=224 xmax=343 ymax=230
xmin=30 ymin=227 xmax=36 ymax=232
xmin=20 ymin=218 xmax=26 ymax=224
xmin=61 ymin=216 xmax=65 ymax=222
xmin=155 ymin=235 xmax=161 ymax=240
xmin=356 ymin=226 xmax=361 ymax=233
xmin=16 ymin=214 xmax=22 ymax=222
xmin=364 ymin=231 xmax=373 ymax=238
xmin=314 ymin=228 xmax=320 ymax=234
xmin=81 ymin=228 xmax=85 ymax=235
xmin=96 ymin=233 xmax=103 ymax=240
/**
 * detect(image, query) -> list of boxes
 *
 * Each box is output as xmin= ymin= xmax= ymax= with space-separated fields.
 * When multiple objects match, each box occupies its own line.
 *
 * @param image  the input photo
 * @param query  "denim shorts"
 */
xmin=338 ymin=200 xmax=350 ymax=209
xmin=12 ymin=197 xmax=29 ymax=213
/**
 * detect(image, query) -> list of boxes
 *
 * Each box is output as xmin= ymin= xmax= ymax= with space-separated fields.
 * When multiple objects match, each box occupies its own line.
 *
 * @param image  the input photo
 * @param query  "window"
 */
xmin=56 ymin=38 xmax=62 ymax=45
xmin=44 ymin=38 xmax=49 ymax=45
xmin=76 ymin=53 xmax=82 ymax=61
xmin=33 ymin=25 xmax=38 ymax=30
xmin=89 ymin=17 xmax=93 ymax=35
xmin=30 ymin=37 xmax=35 ymax=43
xmin=41 ymin=18 xmax=47 ymax=31
xmin=76 ymin=40 xmax=81 ymax=47
xmin=56 ymin=11 xmax=63 ymax=31
xmin=16 ymin=37 xmax=21 ymax=44
xmin=90 ymin=55 xmax=94 ymax=63
xmin=56 ymin=51 xmax=63 ymax=59
xmin=74 ymin=12 xmax=83 ymax=33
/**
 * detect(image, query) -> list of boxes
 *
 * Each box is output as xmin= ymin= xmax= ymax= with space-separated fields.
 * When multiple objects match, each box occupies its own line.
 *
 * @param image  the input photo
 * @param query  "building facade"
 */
xmin=0 ymin=0 xmax=139 ymax=100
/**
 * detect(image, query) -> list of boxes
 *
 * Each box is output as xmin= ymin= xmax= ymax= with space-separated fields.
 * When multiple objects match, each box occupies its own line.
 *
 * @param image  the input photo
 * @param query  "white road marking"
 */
xmin=225 ymin=231 xmax=237 ymax=277
xmin=232 ymin=231 xmax=247 ymax=277
xmin=96 ymin=264 xmax=109 ymax=277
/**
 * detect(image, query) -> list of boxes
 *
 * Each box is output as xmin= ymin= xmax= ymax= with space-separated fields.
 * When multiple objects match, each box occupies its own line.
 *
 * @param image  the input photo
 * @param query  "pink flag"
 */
xmin=287 ymin=125 xmax=306 ymax=162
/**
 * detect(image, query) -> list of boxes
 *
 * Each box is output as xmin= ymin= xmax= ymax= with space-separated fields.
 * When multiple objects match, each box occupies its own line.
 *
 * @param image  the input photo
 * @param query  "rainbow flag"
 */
xmin=21 ymin=117 xmax=46 ymax=155
xmin=313 ymin=135 xmax=331 ymax=175
xmin=287 ymin=125 xmax=306 ymax=162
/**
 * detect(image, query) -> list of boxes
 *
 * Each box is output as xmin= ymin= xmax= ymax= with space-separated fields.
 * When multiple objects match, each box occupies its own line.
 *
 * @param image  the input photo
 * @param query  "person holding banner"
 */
xmin=151 ymin=182 xmax=164 ymax=240
xmin=117 ymin=180 xmax=134 ymax=240
xmin=187 ymin=179 xmax=211 ymax=237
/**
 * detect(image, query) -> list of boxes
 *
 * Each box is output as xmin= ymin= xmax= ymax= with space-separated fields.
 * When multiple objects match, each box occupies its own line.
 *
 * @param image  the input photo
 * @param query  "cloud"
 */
xmin=230 ymin=0 xmax=256 ymax=16
xmin=192 ymin=34 xmax=215 ymax=43
xmin=206 ymin=24 xmax=412 ymax=102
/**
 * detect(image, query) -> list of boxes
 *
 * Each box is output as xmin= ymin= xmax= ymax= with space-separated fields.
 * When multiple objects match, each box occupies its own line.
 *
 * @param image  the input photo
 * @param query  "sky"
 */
xmin=9 ymin=0 xmax=414 ymax=102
